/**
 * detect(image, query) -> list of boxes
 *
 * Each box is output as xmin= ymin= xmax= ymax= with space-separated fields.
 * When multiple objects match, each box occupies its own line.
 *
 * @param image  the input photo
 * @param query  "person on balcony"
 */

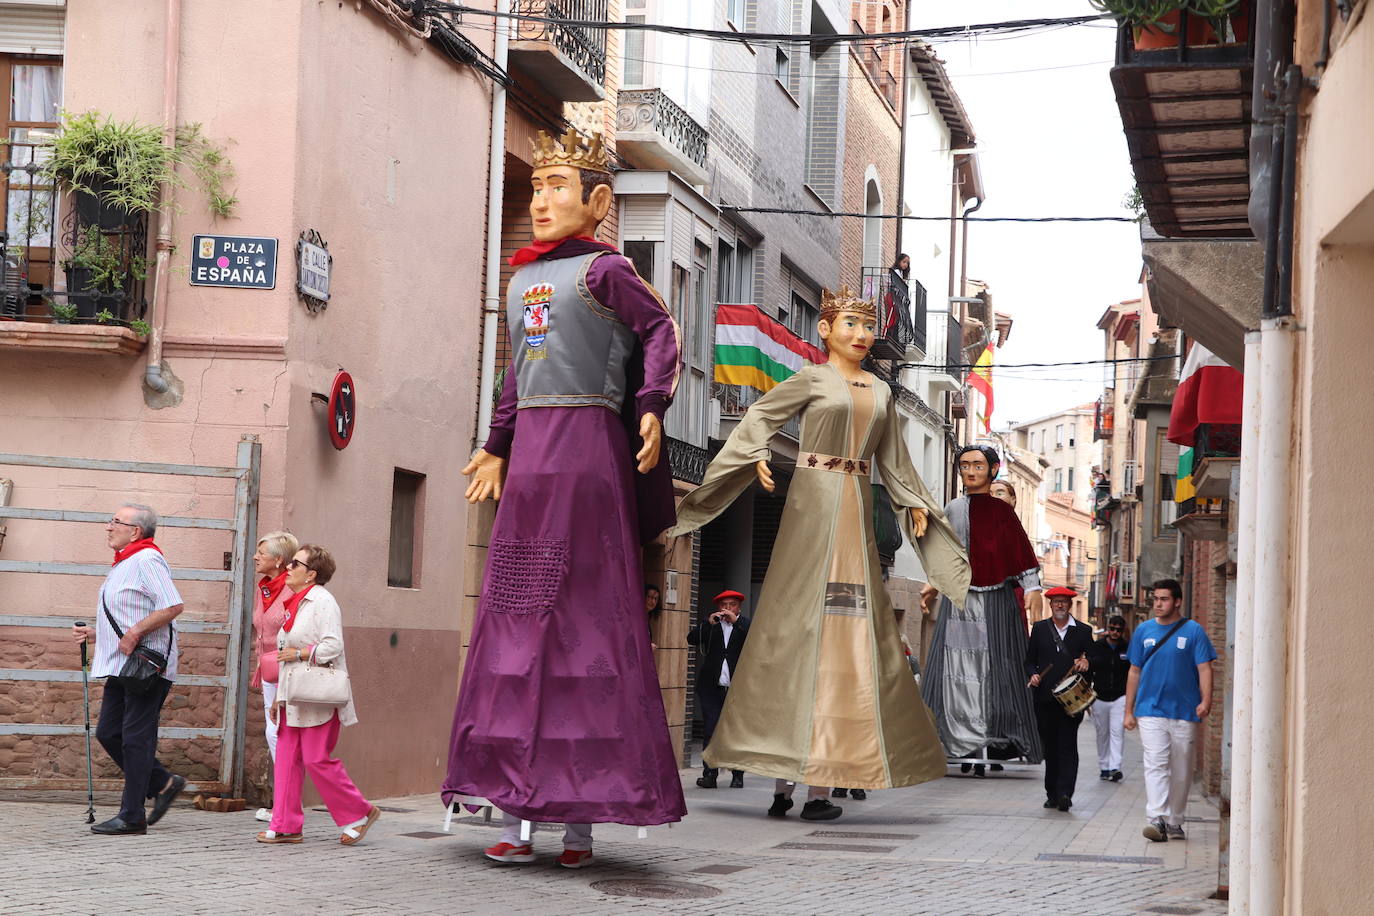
xmin=667 ymin=286 xmax=970 ymax=822
xmin=921 ymin=446 xmax=1046 ymax=771
xmin=444 ymin=129 xmax=686 ymax=869
xmin=881 ymin=253 xmax=910 ymax=338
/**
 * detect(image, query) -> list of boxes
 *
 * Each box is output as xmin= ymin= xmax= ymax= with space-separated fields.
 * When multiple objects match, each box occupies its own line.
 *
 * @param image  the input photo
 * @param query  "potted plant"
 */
xmin=43 ymin=111 xmax=237 ymax=222
xmin=1189 ymin=0 xmax=1248 ymax=43
xmin=1090 ymin=0 xmax=1215 ymax=51
xmin=39 ymin=111 xmax=235 ymax=318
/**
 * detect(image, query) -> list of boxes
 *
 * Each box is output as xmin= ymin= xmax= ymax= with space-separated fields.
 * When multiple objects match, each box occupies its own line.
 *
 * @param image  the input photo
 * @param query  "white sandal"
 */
xmin=340 ymin=806 xmax=380 ymax=846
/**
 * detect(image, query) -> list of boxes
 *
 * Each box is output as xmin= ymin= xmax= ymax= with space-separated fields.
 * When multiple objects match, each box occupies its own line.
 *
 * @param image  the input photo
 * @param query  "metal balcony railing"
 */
xmin=860 ymin=267 xmax=926 ymax=360
xmin=616 ymin=88 xmax=708 ymax=171
xmin=515 ymin=0 xmax=608 ymax=87
xmin=1 ymin=141 xmax=147 ymax=326
xmin=666 ymin=436 xmax=708 ymax=486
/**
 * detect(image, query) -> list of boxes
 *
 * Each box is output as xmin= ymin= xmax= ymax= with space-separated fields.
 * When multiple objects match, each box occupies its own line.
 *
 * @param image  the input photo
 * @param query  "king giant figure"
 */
xmin=443 ymin=130 xmax=686 ymax=868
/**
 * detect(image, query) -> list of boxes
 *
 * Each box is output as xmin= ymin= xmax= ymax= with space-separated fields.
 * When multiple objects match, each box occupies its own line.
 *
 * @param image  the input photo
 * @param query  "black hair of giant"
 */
xmin=954 ymin=444 xmax=1001 ymax=475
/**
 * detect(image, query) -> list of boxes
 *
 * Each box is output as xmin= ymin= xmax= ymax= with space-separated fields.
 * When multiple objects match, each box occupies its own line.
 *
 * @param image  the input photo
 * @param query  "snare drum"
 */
xmin=1052 ymin=672 xmax=1097 ymax=717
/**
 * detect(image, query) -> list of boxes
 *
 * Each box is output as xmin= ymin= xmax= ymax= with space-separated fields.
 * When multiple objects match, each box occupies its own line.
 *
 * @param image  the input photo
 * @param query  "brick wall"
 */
xmin=839 ymin=2 xmax=902 ymax=281
xmin=1183 ymin=535 xmax=1229 ymax=799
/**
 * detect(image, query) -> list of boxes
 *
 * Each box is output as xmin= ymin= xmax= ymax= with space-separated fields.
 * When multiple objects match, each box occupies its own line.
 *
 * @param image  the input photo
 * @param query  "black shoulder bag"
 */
xmin=102 ymin=598 xmax=173 ymax=695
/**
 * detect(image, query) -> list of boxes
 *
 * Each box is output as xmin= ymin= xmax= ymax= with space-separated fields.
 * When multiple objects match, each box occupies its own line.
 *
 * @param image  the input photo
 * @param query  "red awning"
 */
xmin=1167 ymin=345 xmax=1243 ymax=447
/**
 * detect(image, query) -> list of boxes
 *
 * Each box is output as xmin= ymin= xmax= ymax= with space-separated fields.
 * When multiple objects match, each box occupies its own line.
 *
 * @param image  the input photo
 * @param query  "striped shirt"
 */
xmin=93 ymin=549 xmax=183 ymax=681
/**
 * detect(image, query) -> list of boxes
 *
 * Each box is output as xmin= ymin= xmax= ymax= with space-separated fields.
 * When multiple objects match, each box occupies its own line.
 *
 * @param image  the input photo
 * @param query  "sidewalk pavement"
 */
xmin=2 ymin=723 xmax=1225 ymax=915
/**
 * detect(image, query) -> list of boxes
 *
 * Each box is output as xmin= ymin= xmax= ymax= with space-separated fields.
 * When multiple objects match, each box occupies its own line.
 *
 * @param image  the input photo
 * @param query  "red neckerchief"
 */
xmin=281 ymin=584 xmax=314 ymax=633
xmin=259 ymin=570 xmax=289 ymax=610
xmin=509 ymin=235 xmax=601 ymax=267
xmin=112 ymin=538 xmax=162 ymax=566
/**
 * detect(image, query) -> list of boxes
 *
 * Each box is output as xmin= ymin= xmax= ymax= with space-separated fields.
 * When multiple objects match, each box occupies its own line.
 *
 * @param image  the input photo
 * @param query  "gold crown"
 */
xmin=820 ymin=285 xmax=877 ymax=321
xmin=522 ymin=283 xmax=554 ymax=306
xmin=531 ymin=129 xmax=610 ymax=173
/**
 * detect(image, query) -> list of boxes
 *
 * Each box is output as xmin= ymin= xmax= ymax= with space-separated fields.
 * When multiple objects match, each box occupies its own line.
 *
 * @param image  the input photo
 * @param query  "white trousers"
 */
xmin=499 ymin=809 xmax=593 ymax=851
xmin=1138 ymin=716 xmax=1196 ymax=826
xmin=1092 ymin=696 xmax=1126 ymax=771
xmin=261 ymin=681 xmax=279 ymax=761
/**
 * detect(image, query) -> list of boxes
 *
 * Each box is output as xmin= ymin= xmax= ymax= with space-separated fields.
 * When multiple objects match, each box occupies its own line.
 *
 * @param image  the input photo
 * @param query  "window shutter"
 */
xmin=0 ymin=5 xmax=64 ymax=55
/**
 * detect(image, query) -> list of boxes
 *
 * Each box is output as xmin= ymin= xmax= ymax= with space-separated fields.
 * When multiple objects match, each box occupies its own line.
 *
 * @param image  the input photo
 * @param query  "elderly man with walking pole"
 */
xmin=71 ymin=502 xmax=188 ymax=835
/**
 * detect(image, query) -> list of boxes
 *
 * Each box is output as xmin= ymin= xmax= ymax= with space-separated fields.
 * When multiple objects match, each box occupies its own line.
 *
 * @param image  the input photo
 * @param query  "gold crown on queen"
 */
xmin=531 ymin=129 xmax=610 ymax=173
xmin=819 ymin=285 xmax=877 ymax=321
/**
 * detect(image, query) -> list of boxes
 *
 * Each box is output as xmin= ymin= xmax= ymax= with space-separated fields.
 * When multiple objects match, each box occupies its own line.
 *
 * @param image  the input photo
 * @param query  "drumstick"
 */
xmin=1027 ymin=663 xmax=1055 ymax=689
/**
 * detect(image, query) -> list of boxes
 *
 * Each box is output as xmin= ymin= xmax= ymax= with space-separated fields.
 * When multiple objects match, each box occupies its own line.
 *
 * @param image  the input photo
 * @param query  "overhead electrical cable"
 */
xmin=423 ymin=3 xmax=1110 ymax=47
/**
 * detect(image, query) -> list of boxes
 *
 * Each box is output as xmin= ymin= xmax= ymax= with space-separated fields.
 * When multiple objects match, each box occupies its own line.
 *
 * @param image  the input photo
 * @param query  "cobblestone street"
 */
xmin=3 ymin=727 xmax=1225 ymax=915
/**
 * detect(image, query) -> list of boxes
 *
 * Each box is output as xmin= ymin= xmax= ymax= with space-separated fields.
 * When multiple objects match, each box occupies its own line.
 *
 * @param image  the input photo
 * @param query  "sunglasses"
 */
xmin=286 ymin=559 xmax=314 ymax=571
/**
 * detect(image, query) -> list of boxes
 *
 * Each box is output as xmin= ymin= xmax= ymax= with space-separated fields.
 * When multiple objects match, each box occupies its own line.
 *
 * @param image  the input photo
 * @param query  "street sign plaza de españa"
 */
xmin=189 ymin=235 xmax=278 ymax=289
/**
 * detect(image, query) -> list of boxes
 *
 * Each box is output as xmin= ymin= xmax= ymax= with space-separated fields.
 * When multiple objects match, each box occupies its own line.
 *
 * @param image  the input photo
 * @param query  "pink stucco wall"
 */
xmin=0 ymin=0 xmax=495 ymax=800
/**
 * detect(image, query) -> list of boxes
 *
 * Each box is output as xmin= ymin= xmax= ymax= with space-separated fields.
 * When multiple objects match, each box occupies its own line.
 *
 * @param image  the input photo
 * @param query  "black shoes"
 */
xmin=1143 ymin=817 xmax=1169 ymax=842
xmin=148 ymin=774 xmax=186 ymax=826
xmin=696 ymin=767 xmax=718 ymax=789
xmin=729 ymin=771 xmax=744 ymax=788
xmin=91 ymin=816 xmax=146 ymax=836
xmin=1100 ymin=770 xmax=1112 ymax=780
xmin=960 ymin=763 xmax=972 ymax=774
xmin=831 ymin=787 xmax=848 ymax=798
xmin=799 ymin=799 xmax=842 ymax=821
xmin=1111 ymin=770 xmax=1124 ymax=782
xmin=973 ymin=764 xmax=986 ymax=778
xmin=850 ymin=788 xmax=867 ymax=801
xmin=1043 ymin=798 xmax=1057 ymax=809
xmin=767 ymin=793 xmax=794 ymax=817
xmin=1056 ymin=796 xmax=1073 ymax=812
xmin=989 ymin=764 xmax=1004 ymax=772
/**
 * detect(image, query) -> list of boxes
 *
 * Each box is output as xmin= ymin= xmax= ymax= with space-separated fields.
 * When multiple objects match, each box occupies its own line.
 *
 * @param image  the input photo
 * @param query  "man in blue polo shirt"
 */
xmin=1124 ymin=578 xmax=1216 ymax=843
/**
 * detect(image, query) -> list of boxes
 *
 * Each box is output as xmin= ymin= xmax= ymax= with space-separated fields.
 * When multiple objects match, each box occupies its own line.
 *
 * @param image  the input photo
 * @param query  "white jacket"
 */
xmin=275 ymin=585 xmax=358 ymax=729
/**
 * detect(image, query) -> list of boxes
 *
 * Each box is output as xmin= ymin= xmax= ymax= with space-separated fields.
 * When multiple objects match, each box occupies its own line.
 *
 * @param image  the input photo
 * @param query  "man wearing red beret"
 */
xmin=687 ymin=590 xmax=750 ymax=789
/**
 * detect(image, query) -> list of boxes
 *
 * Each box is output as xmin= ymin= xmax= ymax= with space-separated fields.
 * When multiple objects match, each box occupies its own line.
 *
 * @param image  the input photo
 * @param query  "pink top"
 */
xmin=250 ymin=581 xmax=294 ymax=687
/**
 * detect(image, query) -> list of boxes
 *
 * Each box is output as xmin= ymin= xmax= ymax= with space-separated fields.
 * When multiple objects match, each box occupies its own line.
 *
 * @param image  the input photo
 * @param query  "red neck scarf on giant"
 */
xmin=509 ymin=235 xmax=602 ymax=267
xmin=281 ymin=585 xmax=314 ymax=633
xmin=112 ymin=538 xmax=162 ymax=566
xmin=259 ymin=570 xmax=289 ymax=610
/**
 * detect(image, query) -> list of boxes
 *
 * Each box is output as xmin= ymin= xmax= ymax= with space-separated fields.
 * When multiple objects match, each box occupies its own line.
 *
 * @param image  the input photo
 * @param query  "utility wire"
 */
xmin=426 ymin=3 xmax=1109 ymax=46
xmin=902 ymin=355 xmax=1178 ymax=371
xmin=722 ymin=205 xmax=1139 ymax=224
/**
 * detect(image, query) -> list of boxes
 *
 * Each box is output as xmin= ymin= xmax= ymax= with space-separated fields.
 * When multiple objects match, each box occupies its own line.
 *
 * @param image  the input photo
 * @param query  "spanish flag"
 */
xmin=966 ymin=345 xmax=994 ymax=433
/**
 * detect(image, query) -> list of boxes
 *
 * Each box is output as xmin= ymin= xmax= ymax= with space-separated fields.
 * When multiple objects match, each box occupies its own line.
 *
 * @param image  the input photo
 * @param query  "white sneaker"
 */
xmin=254 ymin=808 xmax=272 ymax=822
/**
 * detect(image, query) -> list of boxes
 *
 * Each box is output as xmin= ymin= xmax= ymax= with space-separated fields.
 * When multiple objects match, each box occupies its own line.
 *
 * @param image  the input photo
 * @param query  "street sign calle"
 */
xmin=296 ymin=229 xmax=332 ymax=311
xmin=190 ymin=235 xmax=278 ymax=289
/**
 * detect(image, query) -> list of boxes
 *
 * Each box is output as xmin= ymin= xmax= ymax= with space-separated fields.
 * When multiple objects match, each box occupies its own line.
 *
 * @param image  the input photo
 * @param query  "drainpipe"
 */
xmin=475 ymin=0 xmax=511 ymax=444
xmin=1247 ymin=63 xmax=1301 ymax=916
xmin=1227 ymin=328 xmax=1262 ymax=911
xmin=144 ymin=0 xmax=182 ymax=394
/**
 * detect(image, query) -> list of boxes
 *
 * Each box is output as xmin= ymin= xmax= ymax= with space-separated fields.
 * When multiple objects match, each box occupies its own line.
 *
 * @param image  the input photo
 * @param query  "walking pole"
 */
xmin=76 ymin=621 xmax=96 ymax=824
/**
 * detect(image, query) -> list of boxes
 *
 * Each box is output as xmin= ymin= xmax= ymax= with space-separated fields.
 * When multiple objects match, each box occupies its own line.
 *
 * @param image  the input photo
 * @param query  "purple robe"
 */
xmin=442 ymin=242 xmax=687 ymax=826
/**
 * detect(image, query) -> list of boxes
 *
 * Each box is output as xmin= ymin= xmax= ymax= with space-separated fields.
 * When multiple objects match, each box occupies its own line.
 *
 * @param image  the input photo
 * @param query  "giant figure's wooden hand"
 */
xmin=636 ymin=414 xmax=662 ymax=474
xmin=463 ymin=449 xmax=507 ymax=503
xmin=909 ymin=507 xmax=929 ymax=538
xmin=1027 ymin=589 xmax=1044 ymax=619
xmin=755 ymin=460 xmax=775 ymax=493
xmin=920 ymin=583 xmax=939 ymax=613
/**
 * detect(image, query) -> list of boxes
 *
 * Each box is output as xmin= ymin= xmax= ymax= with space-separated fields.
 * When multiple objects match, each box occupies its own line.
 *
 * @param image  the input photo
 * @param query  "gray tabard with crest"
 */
xmin=506 ymin=251 xmax=637 ymax=412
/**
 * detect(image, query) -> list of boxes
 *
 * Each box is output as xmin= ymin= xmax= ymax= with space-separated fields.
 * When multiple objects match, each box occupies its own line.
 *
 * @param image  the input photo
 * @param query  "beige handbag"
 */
xmin=286 ymin=658 xmax=352 ymax=706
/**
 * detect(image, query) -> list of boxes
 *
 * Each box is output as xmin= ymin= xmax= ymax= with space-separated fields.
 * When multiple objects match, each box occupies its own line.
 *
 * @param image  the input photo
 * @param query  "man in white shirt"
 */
xmin=72 ymin=503 xmax=187 ymax=835
xmin=687 ymin=589 xmax=750 ymax=789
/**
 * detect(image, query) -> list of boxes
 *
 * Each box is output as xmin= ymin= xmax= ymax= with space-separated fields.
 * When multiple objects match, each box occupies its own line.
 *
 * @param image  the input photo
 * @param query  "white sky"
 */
xmin=917 ymin=1 xmax=1145 ymax=428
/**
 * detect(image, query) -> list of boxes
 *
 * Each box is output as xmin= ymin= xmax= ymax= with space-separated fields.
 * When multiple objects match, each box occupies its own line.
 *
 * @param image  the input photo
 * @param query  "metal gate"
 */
xmin=0 ymin=435 xmax=261 ymax=796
